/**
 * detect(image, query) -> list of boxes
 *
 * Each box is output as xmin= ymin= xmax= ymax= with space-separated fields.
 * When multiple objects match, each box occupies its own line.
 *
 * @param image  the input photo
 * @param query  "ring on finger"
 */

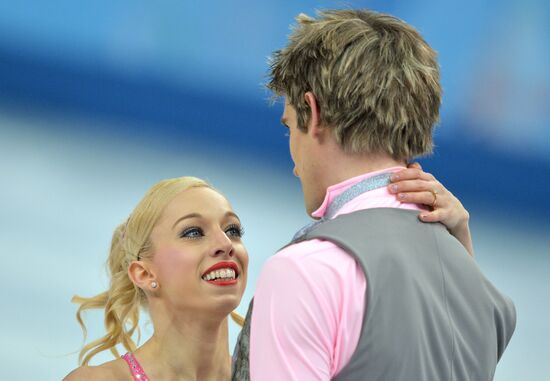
xmin=430 ymin=189 xmax=438 ymax=208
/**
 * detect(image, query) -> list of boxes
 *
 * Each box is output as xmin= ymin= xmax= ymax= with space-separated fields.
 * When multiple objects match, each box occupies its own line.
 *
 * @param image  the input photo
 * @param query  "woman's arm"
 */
xmin=388 ymin=163 xmax=474 ymax=257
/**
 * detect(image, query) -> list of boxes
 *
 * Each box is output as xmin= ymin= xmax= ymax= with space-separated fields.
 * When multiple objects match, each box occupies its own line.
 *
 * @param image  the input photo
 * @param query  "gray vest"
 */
xmin=232 ymin=208 xmax=516 ymax=380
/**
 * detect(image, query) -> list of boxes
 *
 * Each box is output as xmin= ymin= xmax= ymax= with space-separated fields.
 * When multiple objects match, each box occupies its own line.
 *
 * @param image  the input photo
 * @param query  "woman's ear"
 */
xmin=128 ymin=261 xmax=158 ymax=292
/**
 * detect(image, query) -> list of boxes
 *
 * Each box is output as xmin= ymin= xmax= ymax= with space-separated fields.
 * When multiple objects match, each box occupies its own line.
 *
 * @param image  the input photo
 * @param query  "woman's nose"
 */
xmin=212 ymin=231 xmax=234 ymax=257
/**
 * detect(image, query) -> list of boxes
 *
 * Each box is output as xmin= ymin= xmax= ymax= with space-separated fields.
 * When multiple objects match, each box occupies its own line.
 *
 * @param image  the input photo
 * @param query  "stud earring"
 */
xmin=151 ymin=281 xmax=158 ymax=289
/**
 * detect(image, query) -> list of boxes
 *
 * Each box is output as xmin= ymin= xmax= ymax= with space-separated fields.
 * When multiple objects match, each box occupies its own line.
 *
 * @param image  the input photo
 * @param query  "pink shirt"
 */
xmin=249 ymin=167 xmax=426 ymax=380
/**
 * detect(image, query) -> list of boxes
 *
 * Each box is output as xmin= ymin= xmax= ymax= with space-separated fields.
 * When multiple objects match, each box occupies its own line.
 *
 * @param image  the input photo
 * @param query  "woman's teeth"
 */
xmin=203 ymin=268 xmax=236 ymax=281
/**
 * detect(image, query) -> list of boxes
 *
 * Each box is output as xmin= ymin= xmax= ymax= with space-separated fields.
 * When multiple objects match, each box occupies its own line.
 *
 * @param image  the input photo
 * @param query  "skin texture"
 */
xmin=64 ymin=187 xmax=248 ymax=381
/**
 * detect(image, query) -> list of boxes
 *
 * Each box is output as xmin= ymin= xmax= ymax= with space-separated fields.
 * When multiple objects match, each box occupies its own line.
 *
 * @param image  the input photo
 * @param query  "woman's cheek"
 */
xmin=155 ymin=247 xmax=196 ymax=282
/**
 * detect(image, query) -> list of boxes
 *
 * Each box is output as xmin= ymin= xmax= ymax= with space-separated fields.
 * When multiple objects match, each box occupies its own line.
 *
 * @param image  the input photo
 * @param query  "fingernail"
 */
xmin=390 ymin=184 xmax=398 ymax=192
xmin=398 ymin=193 xmax=406 ymax=200
xmin=391 ymin=174 xmax=399 ymax=181
xmin=420 ymin=214 xmax=427 ymax=219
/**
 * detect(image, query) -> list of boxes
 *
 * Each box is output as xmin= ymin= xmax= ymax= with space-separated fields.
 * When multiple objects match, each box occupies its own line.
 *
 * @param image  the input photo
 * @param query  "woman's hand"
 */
xmin=388 ymin=163 xmax=474 ymax=257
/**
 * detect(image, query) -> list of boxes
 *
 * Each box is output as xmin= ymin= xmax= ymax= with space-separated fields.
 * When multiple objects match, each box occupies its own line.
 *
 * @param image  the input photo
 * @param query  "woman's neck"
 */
xmin=136 ymin=310 xmax=231 ymax=381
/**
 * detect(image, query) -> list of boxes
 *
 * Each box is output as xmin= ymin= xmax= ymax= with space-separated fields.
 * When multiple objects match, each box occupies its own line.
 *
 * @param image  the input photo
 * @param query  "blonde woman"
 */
xmin=64 ymin=177 xmax=247 ymax=380
xmin=64 ymin=171 xmax=473 ymax=381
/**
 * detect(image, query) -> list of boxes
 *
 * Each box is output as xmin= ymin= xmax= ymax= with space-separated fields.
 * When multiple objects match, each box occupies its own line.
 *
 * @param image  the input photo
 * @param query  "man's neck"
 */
xmin=324 ymin=150 xmax=406 ymax=189
xmin=303 ymin=129 xmax=407 ymax=215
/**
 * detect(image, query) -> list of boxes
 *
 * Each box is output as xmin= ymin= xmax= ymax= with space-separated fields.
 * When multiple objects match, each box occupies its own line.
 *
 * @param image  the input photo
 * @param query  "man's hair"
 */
xmin=268 ymin=9 xmax=441 ymax=160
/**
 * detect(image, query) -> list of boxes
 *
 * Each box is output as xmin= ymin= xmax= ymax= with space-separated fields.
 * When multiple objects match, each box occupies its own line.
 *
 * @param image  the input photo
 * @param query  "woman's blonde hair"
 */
xmin=72 ymin=176 xmax=243 ymax=365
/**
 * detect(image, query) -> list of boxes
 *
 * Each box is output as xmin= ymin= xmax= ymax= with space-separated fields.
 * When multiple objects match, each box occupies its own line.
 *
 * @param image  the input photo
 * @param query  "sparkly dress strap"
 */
xmin=122 ymin=352 xmax=151 ymax=381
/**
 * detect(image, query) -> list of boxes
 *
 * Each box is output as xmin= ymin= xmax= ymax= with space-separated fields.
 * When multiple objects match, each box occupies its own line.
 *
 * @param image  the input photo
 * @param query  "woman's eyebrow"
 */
xmin=171 ymin=211 xmax=240 ymax=230
xmin=172 ymin=213 xmax=202 ymax=229
xmin=226 ymin=211 xmax=241 ymax=222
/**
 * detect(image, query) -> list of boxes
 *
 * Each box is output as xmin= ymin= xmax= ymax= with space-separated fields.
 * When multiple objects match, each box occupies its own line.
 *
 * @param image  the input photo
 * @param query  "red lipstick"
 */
xmin=202 ymin=261 xmax=239 ymax=277
xmin=202 ymin=261 xmax=240 ymax=286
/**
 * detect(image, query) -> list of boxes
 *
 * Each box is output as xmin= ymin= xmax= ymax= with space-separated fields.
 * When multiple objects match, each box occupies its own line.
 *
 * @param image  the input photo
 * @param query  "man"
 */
xmin=233 ymin=9 xmax=515 ymax=381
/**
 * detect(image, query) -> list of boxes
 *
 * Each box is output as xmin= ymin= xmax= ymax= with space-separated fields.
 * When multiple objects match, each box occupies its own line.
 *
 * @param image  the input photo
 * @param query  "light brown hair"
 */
xmin=268 ymin=9 xmax=442 ymax=160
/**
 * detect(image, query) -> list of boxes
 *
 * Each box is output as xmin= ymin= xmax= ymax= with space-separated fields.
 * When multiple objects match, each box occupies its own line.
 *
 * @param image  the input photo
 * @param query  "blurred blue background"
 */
xmin=1 ymin=1 xmax=548 ymax=380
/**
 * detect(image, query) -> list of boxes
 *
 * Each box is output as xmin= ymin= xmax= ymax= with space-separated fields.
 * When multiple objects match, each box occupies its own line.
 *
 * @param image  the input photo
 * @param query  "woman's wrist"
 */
xmin=450 ymin=220 xmax=474 ymax=257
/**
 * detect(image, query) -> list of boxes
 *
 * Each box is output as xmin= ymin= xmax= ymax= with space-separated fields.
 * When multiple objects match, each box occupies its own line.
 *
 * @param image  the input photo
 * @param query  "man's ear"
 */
xmin=304 ymin=91 xmax=324 ymax=141
xmin=128 ymin=261 xmax=157 ymax=292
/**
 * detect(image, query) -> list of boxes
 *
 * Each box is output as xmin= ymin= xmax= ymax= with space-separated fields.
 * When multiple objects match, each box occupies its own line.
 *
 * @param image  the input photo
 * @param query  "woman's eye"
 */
xmin=225 ymin=224 xmax=244 ymax=238
xmin=180 ymin=227 xmax=203 ymax=239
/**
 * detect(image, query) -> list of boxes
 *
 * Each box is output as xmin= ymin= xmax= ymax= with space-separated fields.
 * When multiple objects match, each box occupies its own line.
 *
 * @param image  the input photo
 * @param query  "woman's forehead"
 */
xmin=162 ymin=187 xmax=234 ymax=221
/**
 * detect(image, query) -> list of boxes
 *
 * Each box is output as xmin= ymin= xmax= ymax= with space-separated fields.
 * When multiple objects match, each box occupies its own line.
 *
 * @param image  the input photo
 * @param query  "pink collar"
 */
xmin=311 ymin=167 xmax=406 ymax=218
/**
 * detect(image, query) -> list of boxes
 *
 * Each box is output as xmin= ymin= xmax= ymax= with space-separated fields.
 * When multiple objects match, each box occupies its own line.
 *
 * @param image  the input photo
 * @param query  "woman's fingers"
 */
xmin=391 ymin=167 xmax=435 ymax=182
xmin=388 ymin=167 xmax=473 ymax=256
xmin=418 ymin=209 xmax=450 ymax=222
xmin=407 ymin=162 xmax=422 ymax=170
xmin=394 ymin=190 xmax=438 ymax=207
xmin=389 ymin=179 xmax=440 ymax=194
xmin=388 ymin=166 xmax=468 ymax=228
